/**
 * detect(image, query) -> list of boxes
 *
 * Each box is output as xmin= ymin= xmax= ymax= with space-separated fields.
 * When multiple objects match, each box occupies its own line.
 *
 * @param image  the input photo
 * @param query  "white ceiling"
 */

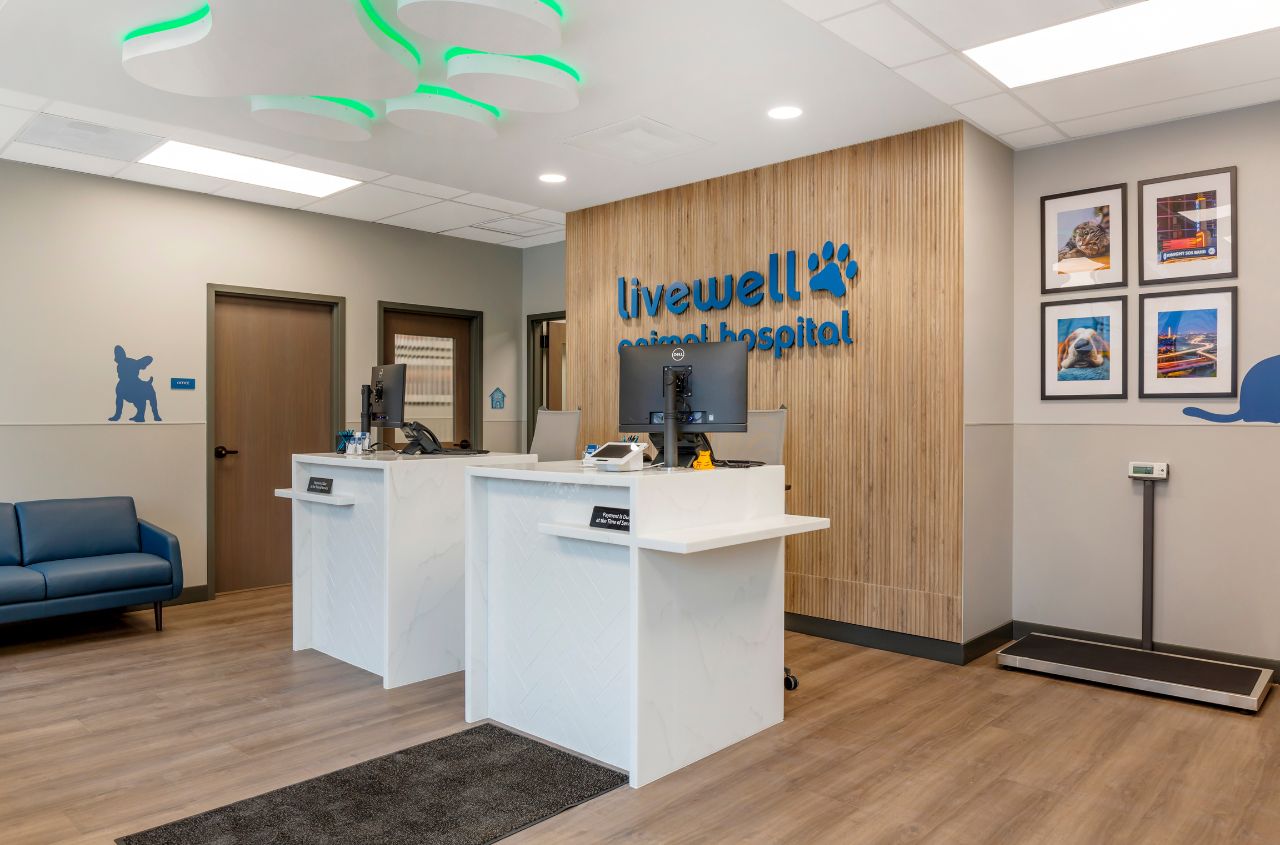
xmin=0 ymin=0 xmax=1278 ymax=242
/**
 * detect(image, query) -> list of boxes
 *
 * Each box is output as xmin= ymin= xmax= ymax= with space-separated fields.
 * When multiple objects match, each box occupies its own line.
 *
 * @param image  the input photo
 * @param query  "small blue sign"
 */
xmin=489 ymin=387 xmax=506 ymax=410
xmin=170 ymin=378 xmax=197 ymax=391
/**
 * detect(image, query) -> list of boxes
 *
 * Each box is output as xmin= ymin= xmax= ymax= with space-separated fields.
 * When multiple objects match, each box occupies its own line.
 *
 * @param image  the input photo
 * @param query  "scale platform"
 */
xmin=998 ymin=633 xmax=1274 ymax=712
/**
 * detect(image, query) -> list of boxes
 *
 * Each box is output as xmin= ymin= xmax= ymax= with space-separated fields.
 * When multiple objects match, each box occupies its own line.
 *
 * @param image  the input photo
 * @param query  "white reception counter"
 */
xmin=463 ymin=462 xmax=829 ymax=787
xmin=277 ymin=451 xmax=536 ymax=689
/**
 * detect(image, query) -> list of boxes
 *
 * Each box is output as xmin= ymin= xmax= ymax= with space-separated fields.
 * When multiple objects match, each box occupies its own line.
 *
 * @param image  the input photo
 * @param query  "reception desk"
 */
xmin=463 ymin=462 xmax=829 ymax=787
xmin=277 ymin=451 xmax=536 ymax=689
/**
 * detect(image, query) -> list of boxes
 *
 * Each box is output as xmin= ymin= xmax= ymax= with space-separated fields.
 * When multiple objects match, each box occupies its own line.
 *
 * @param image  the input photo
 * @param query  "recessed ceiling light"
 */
xmin=768 ymin=106 xmax=803 ymax=120
xmin=139 ymin=141 xmax=359 ymax=197
xmin=539 ymin=173 xmax=567 ymax=183
xmin=965 ymin=0 xmax=1280 ymax=88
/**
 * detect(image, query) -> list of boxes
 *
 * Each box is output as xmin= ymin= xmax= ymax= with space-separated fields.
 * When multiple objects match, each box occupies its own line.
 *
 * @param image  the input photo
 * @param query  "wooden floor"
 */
xmin=2 ymin=588 xmax=1277 ymax=845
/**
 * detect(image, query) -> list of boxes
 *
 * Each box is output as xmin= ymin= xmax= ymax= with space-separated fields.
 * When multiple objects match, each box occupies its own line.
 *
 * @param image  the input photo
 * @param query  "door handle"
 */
xmin=213 ymin=445 xmax=240 ymax=459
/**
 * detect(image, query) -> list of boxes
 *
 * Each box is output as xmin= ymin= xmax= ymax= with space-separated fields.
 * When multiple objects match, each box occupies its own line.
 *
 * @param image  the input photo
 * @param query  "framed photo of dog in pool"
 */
xmin=1139 ymin=287 xmax=1237 ymax=399
xmin=1041 ymin=296 xmax=1127 ymax=400
xmin=1041 ymin=183 xmax=1127 ymax=293
xmin=1138 ymin=167 xmax=1236 ymax=285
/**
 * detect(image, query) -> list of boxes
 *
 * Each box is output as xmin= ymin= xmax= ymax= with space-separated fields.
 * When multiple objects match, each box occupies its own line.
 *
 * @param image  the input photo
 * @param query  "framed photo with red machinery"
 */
xmin=1138 ymin=166 xmax=1237 ymax=286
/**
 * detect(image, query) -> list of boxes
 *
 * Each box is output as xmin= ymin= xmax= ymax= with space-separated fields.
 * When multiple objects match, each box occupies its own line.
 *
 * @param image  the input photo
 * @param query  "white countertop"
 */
xmin=466 ymin=460 xmax=779 ymax=487
xmin=295 ymin=451 xmax=529 ymax=470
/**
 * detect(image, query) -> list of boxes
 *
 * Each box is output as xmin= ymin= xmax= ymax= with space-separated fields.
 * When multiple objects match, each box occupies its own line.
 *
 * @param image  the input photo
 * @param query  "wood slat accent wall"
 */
xmin=565 ymin=122 xmax=965 ymax=642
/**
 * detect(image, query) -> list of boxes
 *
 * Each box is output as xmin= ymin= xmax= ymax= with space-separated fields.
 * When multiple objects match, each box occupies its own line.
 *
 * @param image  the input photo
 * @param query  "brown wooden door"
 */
xmin=381 ymin=310 xmax=473 ymax=447
xmin=545 ymin=320 xmax=566 ymax=411
xmin=214 ymin=295 xmax=335 ymax=593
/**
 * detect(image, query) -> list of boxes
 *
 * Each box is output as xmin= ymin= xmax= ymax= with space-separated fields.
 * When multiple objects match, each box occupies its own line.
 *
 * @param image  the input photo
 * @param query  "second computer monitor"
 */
xmin=618 ymin=341 xmax=748 ymax=433
xmin=369 ymin=363 xmax=407 ymax=428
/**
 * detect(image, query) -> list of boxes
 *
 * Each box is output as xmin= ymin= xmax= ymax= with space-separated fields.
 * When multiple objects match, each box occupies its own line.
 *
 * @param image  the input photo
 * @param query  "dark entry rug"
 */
xmin=117 ymin=723 xmax=628 ymax=845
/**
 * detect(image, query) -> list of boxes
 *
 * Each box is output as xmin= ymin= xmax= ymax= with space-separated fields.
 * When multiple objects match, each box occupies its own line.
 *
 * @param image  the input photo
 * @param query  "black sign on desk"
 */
xmin=307 ymin=477 xmax=334 ymax=495
xmin=590 ymin=506 xmax=631 ymax=532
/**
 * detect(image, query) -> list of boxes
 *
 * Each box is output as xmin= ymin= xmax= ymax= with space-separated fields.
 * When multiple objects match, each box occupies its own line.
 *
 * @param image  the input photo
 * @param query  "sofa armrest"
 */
xmin=139 ymin=519 xmax=184 ymax=599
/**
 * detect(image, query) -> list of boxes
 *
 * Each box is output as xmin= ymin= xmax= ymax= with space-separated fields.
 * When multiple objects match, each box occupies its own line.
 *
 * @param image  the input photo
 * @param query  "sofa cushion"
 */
xmin=16 ymin=497 xmax=140 ymax=565
xmin=0 ymin=566 xmax=45 ymax=605
xmin=30 ymin=553 xmax=171 ymax=599
xmin=0 ymin=504 xmax=20 ymax=566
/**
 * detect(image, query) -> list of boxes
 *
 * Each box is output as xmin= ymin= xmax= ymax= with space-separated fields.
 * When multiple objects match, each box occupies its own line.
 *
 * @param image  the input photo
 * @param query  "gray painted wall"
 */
xmin=0 ymin=159 xmax=524 ymax=590
xmin=1012 ymin=102 xmax=1280 ymax=658
xmin=962 ymin=123 xmax=1015 ymax=640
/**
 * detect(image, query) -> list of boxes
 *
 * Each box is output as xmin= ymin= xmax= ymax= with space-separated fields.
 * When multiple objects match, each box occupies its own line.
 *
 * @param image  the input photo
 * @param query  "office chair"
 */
xmin=528 ymin=408 xmax=581 ymax=462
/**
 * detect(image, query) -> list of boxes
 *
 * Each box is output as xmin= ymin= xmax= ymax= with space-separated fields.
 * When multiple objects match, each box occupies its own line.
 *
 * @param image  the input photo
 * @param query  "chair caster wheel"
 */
xmin=784 ymin=672 xmax=799 ymax=691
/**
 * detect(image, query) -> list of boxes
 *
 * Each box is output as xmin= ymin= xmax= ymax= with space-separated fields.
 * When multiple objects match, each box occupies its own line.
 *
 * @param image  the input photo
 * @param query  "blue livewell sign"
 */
xmin=616 ymin=241 xmax=859 ymax=358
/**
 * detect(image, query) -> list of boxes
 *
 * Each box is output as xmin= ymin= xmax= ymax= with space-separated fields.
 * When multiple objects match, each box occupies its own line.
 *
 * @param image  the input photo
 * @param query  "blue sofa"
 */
xmin=0 ymin=497 xmax=183 ymax=630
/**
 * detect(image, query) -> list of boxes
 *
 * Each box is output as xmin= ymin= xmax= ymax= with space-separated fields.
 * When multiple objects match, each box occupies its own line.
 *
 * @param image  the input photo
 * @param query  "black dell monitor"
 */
xmin=618 ymin=341 xmax=747 ymax=467
xmin=367 ymin=363 xmax=406 ymax=430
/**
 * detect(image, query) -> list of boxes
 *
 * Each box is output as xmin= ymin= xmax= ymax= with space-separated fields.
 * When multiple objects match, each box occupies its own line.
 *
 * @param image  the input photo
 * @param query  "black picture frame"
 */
xmin=1138 ymin=166 xmax=1237 ymax=286
xmin=1138 ymin=286 xmax=1238 ymax=399
xmin=1041 ymin=183 xmax=1128 ymax=295
xmin=1041 ymin=295 xmax=1128 ymax=401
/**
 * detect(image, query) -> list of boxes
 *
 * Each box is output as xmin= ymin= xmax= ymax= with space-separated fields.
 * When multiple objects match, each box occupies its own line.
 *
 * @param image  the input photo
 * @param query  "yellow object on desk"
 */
xmin=692 ymin=449 xmax=715 ymax=471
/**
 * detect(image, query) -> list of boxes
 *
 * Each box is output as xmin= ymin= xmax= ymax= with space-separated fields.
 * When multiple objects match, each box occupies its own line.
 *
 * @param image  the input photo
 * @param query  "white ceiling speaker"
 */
xmin=250 ymin=96 xmax=378 ymax=142
xmin=385 ymin=86 xmax=500 ymax=141
xmin=396 ymin=0 xmax=563 ymax=55
xmin=122 ymin=0 xmax=421 ymax=100
xmin=445 ymin=48 xmax=579 ymax=113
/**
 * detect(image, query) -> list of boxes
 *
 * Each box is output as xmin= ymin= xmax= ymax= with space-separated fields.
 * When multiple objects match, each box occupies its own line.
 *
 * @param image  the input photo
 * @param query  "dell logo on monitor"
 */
xmin=671 ymin=347 xmax=686 ymax=362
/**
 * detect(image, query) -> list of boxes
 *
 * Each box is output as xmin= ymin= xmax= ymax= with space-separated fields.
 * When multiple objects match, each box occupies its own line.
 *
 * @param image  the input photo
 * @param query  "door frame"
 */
xmin=206 ymin=284 xmax=346 ymax=599
xmin=526 ymin=310 xmax=566 ymax=450
xmin=376 ymin=301 xmax=484 ymax=449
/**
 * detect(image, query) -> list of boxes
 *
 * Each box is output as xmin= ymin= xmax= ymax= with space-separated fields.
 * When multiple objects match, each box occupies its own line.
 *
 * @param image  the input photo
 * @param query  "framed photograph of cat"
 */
xmin=1041 ymin=295 xmax=1127 ymax=400
xmin=1138 ymin=166 xmax=1236 ymax=285
xmin=1041 ymin=183 xmax=1127 ymax=294
xmin=1139 ymin=286 xmax=1237 ymax=399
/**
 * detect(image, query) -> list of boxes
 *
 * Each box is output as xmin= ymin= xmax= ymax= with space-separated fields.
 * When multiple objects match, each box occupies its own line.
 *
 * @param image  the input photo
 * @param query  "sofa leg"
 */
xmin=154 ymin=601 xmax=163 ymax=632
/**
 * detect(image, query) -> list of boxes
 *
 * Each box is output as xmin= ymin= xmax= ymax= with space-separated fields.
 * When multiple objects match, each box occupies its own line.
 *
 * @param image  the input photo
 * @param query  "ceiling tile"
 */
xmin=895 ymin=54 xmax=1001 ymax=105
xmin=17 ymin=114 xmax=162 ymax=162
xmin=375 ymin=174 xmax=469 ymax=199
xmin=284 ymin=153 xmax=387 ymax=183
xmin=0 ymin=104 xmax=32 ymax=146
xmin=455 ymin=192 xmax=539 ymax=215
xmin=523 ymin=208 xmax=567 ymax=224
xmin=1057 ymin=75 xmax=1280 ymax=138
xmin=302 ymin=184 xmax=436 ymax=221
xmin=0 ymin=141 xmax=126 ymax=177
xmin=1000 ymin=124 xmax=1066 ymax=149
xmin=954 ymin=93 xmax=1043 ymax=134
xmin=778 ymin=0 xmax=878 ymax=23
xmin=116 ymin=162 xmax=229 ymax=193
xmin=0 ymin=86 xmax=46 ymax=111
xmin=565 ymin=116 xmax=712 ymax=165
xmin=508 ymin=230 xmax=567 ymax=248
xmin=441 ymin=226 xmax=519 ymax=244
xmin=474 ymin=216 xmax=559 ymax=236
xmin=41 ymin=102 xmax=180 ymax=142
xmin=824 ymin=4 xmax=947 ymax=68
xmin=168 ymin=128 xmax=295 ymax=162
xmin=382 ymin=201 xmax=506 ymax=233
xmin=214 ymin=182 xmax=313 ymax=209
xmin=890 ymin=0 xmax=1107 ymax=50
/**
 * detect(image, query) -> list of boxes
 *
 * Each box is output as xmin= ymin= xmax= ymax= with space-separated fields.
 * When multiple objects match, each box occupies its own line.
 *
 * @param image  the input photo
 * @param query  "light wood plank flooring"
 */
xmin=1 ymin=588 xmax=1276 ymax=844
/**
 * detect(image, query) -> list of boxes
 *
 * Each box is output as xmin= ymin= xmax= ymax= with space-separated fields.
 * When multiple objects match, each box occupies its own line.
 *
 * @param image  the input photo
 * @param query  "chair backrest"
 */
xmin=15 ymin=497 xmax=140 ymax=565
xmin=0 ymin=504 xmax=20 ymax=566
xmin=529 ymin=408 xmax=582 ymax=462
xmin=709 ymin=408 xmax=788 ymax=465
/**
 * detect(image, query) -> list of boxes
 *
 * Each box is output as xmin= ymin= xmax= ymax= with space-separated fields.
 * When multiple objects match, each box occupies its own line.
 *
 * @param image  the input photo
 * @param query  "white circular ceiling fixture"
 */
xmin=385 ymin=85 xmax=500 ymax=141
xmin=250 ymin=95 xmax=378 ymax=142
xmin=397 ymin=0 xmax=563 ymax=55
xmin=768 ymin=105 xmax=803 ymax=120
xmin=444 ymin=47 xmax=579 ymax=112
xmin=539 ymin=173 xmax=566 ymax=183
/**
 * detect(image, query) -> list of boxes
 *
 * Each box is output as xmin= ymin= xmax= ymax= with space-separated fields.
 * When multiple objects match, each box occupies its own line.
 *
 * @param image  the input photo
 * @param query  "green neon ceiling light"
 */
xmin=538 ymin=0 xmax=565 ymax=18
xmin=311 ymin=96 xmax=378 ymax=120
xmin=444 ymin=47 xmax=580 ymax=82
xmin=122 ymin=3 xmax=211 ymax=43
xmin=358 ymin=0 xmax=422 ymax=66
xmin=415 ymin=85 xmax=501 ymax=119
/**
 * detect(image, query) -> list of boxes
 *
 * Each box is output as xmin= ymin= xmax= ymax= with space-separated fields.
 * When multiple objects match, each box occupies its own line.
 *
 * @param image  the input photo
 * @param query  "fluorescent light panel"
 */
xmin=965 ymin=0 xmax=1280 ymax=88
xmin=139 ymin=141 xmax=359 ymax=197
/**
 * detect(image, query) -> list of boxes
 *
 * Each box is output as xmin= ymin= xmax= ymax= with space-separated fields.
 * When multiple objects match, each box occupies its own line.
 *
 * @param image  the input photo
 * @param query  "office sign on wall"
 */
xmin=615 ymin=241 xmax=860 ymax=359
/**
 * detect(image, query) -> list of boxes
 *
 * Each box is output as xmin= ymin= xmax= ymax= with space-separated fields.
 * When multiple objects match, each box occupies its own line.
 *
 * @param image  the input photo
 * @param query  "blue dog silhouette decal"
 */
xmin=1183 ymin=355 xmax=1280 ymax=423
xmin=108 ymin=345 xmax=162 ymax=423
xmin=808 ymin=241 xmax=858 ymax=298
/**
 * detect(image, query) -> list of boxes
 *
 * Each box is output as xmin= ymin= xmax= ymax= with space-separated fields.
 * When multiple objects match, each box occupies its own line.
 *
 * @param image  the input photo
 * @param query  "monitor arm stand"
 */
xmin=360 ymin=384 xmax=372 ymax=435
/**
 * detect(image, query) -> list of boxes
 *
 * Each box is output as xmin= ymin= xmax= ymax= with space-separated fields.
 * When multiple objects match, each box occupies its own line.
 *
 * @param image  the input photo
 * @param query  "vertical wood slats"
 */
xmin=564 ymin=122 xmax=964 ymax=642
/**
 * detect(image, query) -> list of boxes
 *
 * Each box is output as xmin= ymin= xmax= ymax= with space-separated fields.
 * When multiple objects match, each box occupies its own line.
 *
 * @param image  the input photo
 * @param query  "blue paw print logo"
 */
xmin=808 ymin=241 xmax=858 ymax=298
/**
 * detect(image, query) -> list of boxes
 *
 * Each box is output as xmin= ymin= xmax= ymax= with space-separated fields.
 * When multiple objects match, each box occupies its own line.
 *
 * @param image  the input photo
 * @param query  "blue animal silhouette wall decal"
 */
xmin=1183 ymin=355 xmax=1280 ymax=423
xmin=108 ymin=345 xmax=162 ymax=423
xmin=808 ymin=241 xmax=858 ymax=298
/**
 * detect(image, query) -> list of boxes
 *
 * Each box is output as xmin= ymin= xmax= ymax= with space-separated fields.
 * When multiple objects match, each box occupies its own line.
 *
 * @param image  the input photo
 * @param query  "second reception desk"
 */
xmin=463 ymin=462 xmax=829 ymax=787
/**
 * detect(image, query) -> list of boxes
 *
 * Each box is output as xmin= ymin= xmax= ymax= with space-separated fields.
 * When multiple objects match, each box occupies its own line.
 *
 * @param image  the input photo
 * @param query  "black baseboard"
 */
xmin=785 ymin=613 xmax=1013 ymax=665
xmin=1011 ymin=620 xmax=1280 ymax=674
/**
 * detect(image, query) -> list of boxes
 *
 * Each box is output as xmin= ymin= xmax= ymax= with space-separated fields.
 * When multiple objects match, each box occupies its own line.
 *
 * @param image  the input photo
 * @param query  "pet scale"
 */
xmin=997 ymin=461 xmax=1273 ymax=712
